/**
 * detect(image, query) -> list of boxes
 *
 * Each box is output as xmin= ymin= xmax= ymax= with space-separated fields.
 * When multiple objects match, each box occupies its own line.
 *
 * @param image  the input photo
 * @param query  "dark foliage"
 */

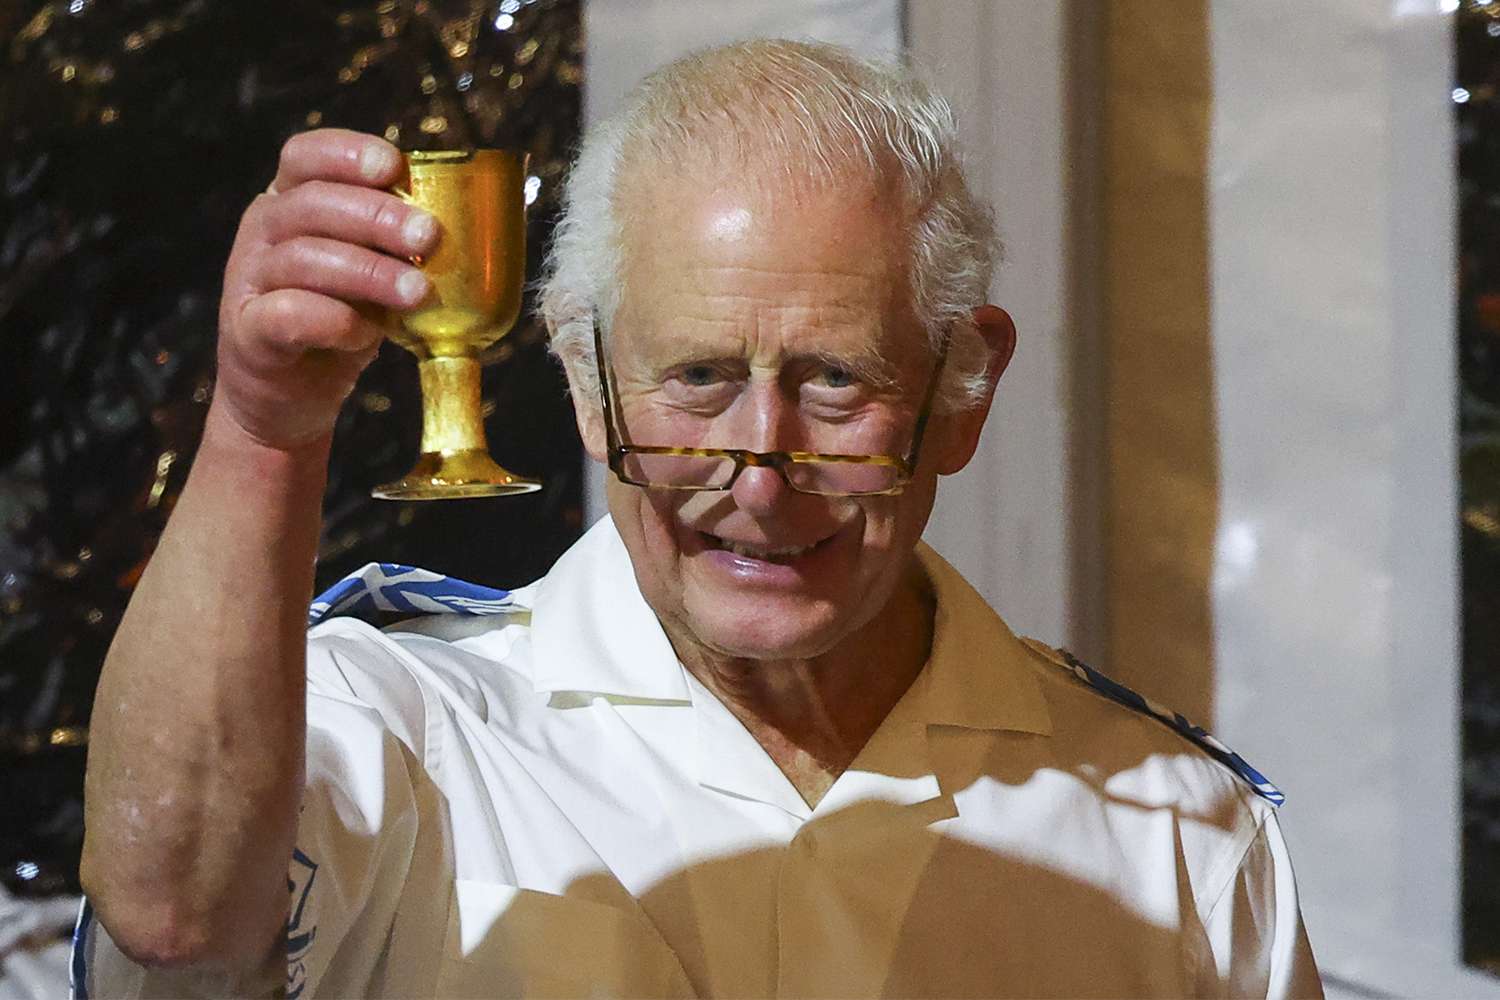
xmin=0 ymin=0 xmax=583 ymax=897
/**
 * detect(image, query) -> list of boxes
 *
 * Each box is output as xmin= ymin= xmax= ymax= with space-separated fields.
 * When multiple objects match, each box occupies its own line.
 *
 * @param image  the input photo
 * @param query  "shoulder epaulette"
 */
xmin=1020 ymin=637 xmax=1285 ymax=807
xmin=307 ymin=562 xmax=515 ymax=627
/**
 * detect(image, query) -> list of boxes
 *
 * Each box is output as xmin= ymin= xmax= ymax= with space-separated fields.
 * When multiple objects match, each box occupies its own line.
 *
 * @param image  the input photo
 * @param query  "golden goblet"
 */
xmin=372 ymin=149 xmax=541 ymax=500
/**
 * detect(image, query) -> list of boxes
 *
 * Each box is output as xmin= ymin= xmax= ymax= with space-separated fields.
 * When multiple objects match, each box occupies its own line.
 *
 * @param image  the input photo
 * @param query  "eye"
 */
xmin=658 ymin=361 xmax=741 ymax=413
xmin=800 ymin=362 xmax=872 ymax=422
xmin=818 ymin=365 xmax=856 ymax=389
xmin=680 ymin=364 xmax=722 ymax=387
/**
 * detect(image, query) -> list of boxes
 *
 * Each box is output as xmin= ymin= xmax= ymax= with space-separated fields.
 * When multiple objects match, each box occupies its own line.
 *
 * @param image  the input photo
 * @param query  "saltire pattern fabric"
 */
xmin=307 ymin=562 xmax=515 ymax=626
xmin=1057 ymin=649 xmax=1286 ymax=807
xmin=70 ymin=899 xmax=92 ymax=1000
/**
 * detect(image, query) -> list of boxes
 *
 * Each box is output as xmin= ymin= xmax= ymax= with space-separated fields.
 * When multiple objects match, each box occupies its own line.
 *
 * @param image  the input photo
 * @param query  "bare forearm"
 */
xmin=81 ymin=402 xmax=327 ymax=968
xmin=79 ymin=129 xmax=429 ymax=971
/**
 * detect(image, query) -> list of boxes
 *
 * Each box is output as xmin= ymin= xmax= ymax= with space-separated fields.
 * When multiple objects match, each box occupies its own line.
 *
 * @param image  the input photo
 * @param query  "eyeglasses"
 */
xmin=592 ymin=319 xmax=949 ymax=497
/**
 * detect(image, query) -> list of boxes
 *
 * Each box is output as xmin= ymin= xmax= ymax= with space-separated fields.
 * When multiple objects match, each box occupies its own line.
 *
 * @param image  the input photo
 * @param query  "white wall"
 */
xmin=916 ymin=1 xmax=1481 ymax=994
xmin=1208 ymin=1 xmax=1480 ymax=994
xmin=908 ymin=0 xmax=1089 ymax=653
xmin=584 ymin=0 xmax=902 ymax=125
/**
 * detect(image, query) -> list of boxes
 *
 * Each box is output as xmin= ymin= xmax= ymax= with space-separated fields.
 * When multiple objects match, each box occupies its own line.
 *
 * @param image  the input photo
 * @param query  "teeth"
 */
xmin=720 ymin=539 xmax=815 ymax=560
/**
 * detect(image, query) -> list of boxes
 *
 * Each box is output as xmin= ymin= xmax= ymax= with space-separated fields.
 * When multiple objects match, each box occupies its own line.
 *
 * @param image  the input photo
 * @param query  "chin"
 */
xmin=683 ymin=596 xmax=848 ymax=662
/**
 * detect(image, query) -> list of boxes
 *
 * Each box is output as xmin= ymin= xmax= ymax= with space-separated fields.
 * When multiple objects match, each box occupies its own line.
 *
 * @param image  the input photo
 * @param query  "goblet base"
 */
xmin=372 ymin=449 xmax=542 ymax=500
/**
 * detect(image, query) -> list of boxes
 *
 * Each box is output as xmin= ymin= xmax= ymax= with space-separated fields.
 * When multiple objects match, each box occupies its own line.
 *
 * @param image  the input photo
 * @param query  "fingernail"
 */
xmin=403 ymin=211 xmax=437 ymax=248
xmin=396 ymin=269 xmax=430 ymax=305
xmin=360 ymin=144 xmax=396 ymax=181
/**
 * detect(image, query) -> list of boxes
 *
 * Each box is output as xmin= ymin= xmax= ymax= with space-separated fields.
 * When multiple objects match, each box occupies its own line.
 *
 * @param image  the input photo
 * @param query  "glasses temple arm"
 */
xmin=592 ymin=316 xmax=627 ymax=463
xmin=902 ymin=330 xmax=953 ymax=472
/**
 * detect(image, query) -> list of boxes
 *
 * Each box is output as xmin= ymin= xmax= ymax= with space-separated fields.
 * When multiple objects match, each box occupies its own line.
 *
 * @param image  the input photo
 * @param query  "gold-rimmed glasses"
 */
xmin=591 ymin=319 xmax=950 ymax=497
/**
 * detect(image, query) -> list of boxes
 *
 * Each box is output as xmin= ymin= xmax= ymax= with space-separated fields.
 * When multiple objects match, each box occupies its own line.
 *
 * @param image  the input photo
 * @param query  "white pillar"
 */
xmin=909 ymin=0 xmax=1096 ymax=653
xmin=1208 ymin=1 xmax=1478 ymax=993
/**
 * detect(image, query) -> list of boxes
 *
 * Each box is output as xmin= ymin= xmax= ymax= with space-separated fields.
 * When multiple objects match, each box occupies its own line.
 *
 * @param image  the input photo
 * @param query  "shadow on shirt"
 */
xmin=436 ymin=750 xmax=1287 ymax=998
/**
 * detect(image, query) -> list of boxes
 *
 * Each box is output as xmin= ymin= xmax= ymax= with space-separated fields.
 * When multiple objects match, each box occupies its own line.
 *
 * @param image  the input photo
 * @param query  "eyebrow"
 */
xmin=627 ymin=334 xmax=904 ymax=390
xmin=799 ymin=348 xmax=902 ymax=390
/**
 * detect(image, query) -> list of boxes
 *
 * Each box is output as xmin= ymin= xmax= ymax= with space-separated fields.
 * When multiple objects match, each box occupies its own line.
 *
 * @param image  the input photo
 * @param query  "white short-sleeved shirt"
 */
xmin=77 ymin=516 xmax=1321 ymax=998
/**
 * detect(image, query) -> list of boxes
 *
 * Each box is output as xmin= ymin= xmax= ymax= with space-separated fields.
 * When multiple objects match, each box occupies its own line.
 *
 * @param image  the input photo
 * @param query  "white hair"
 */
xmin=540 ymin=38 xmax=1001 ymax=413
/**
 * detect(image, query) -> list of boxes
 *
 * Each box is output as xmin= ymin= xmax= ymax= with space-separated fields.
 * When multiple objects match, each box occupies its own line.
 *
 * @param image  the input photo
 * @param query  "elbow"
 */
xmin=80 ymin=855 xmax=281 ymax=972
xmin=83 ymin=897 xmax=217 ymax=970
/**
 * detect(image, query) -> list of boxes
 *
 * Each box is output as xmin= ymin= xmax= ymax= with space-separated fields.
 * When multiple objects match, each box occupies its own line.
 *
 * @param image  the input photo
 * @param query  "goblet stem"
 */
xmin=419 ymin=355 xmax=487 ymax=455
xmin=370 ymin=353 xmax=541 ymax=499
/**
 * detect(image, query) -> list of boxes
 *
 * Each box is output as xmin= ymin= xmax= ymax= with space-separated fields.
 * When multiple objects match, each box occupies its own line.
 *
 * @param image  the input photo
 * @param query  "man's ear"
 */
xmin=931 ymin=304 xmax=1017 ymax=475
xmin=572 ymin=385 xmax=608 ymax=464
xmin=545 ymin=311 xmax=609 ymax=463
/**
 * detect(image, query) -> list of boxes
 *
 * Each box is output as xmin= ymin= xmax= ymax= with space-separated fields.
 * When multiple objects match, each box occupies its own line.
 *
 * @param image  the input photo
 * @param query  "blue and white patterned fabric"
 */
xmin=1056 ymin=649 xmax=1286 ymax=807
xmin=70 ymin=899 xmax=92 ymax=1000
xmin=307 ymin=563 xmax=514 ymax=627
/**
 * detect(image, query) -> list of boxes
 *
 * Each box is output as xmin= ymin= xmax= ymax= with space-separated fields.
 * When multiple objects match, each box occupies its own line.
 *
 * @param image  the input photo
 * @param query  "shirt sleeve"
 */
xmin=74 ymin=626 xmax=454 ymax=999
xmin=283 ymin=668 xmax=454 ymax=998
xmin=1198 ymin=810 xmax=1323 ymax=999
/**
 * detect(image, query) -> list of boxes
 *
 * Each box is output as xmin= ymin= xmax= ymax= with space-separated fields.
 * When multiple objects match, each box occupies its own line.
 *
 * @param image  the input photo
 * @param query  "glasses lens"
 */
xmin=621 ymin=451 xmax=737 ymax=488
xmin=785 ymin=460 xmax=901 ymax=496
xmin=619 ymin=450 xmax=902 ymax=495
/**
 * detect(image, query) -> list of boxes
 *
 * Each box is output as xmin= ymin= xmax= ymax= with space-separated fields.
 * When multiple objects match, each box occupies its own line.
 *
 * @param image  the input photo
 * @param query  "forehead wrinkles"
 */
xmin=612 ymin=159 xmax=910 ymax=282
xmin=618 ymin=286 xmax=910 ymax=379
xmin=651 ymin=269 xmax=890 ymax=336
xmin=619 ymin=330 xmax=904 ymax=395
xmin=621 ymin=215 xmax=898 ymax=296
xmin=611 ymin=166 xmax=925 ymax=373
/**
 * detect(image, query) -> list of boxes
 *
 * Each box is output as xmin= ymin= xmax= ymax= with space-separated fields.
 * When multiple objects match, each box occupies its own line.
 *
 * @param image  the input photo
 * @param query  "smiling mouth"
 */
xmin=699 ymin=532 xmax=830 ymax=564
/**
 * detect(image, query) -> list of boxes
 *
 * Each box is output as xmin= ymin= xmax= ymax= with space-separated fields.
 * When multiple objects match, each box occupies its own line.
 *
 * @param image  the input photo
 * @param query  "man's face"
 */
xmin=586 ymin=170 xmax=980 ymax=666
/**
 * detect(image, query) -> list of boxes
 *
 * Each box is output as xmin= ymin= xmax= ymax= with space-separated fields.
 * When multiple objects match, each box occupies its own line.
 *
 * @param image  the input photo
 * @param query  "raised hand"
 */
xmin=214 ymin=129 xmax=439 ymax=449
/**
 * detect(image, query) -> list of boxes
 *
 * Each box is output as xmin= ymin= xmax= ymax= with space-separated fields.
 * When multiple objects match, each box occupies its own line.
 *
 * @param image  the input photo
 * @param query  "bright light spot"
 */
xmin=1489 ymin=20 xmax=1500 ymax=34
xmin=493 ymin=12 xmax=514 ymax=30
xmin=1454 ymin=86 xmax=1472 ymax=104
xmin=500 ymin=0 xmax=522 ymax=12
xmin=15 ymin=861 xmax=39 ymax=881
xmin=524 ymin=175 xmax=541 ymax=206
xmin=708 ymin=207 xmax=754 ymax=241
xmin=1479 ymin=0 xmax=1493 ymax=6
xmin=1221 ymin=521 xmax=1258 ymax=568
xmin=1441 ymin=0 xmax=1461 ymax=12
xmin=68 ymin=0 xmax=85 ymax=13
xmin=1215 ymin=520 xmax=1261 ymax=592
xmin=457 ymin=71 xmax=473 ymax=91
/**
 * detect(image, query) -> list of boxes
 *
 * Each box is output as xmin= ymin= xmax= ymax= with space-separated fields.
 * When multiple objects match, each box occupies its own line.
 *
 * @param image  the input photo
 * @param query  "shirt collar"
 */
xmin=528 ymin=516 xmax=692 ymax=701
xmin=897 ymin=542 xmax=1054 ymax=736
xmin=527 ymin=516 xmax=1053 ymax=738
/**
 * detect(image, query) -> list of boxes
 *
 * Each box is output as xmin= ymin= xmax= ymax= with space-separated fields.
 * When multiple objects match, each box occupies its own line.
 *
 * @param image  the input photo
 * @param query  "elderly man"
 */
xmin=75 ymin=39 xmax=1320 ymax=998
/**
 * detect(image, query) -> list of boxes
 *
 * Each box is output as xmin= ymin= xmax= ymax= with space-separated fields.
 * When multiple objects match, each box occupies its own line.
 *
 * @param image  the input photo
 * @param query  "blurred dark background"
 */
xmin=1459 ymin=0 xmax=1500 ymax=975
xmin=0 ymin=0 xmax=583 ymax=899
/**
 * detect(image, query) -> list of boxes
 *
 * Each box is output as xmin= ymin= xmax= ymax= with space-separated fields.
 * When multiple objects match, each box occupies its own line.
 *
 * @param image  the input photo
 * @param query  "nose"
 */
xmin=725 ymin=380 xmax=798 ymax=514
xmin=729 ymin=460 xmax=792 ymax=514
xmin=738 ymin=377 xmax=800 ymax=452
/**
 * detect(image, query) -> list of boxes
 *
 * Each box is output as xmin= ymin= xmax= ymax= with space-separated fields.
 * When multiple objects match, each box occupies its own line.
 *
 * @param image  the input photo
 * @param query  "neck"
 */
xmin=674 ymin=557 xmax=936 ymax=807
